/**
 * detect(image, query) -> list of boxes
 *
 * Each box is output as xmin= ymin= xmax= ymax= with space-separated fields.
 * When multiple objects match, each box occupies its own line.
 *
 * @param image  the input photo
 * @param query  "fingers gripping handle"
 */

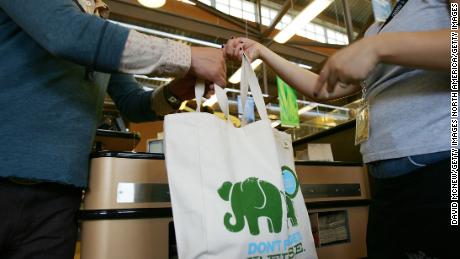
xmin=195 ymin=54 xmax=266 ymax=125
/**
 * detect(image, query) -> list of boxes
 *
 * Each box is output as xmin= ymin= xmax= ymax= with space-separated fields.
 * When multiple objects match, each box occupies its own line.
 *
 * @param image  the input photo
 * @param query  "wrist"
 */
xmin=370 ymin=34 xmax=387 ymax=63
xmin=163 ymin=84 xmax=183 ymax=110
xmin=189 ymin=47 xmax=199 ymax=77
xmin=258 ymin=45 xmax=270 ymax=61
xmin=150 ymin=87 xmax=176 ymax=116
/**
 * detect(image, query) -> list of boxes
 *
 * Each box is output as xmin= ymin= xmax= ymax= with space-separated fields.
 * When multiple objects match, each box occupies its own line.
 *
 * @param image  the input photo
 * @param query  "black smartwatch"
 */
xmin=163 ymin=85 xmax=183 ymax=110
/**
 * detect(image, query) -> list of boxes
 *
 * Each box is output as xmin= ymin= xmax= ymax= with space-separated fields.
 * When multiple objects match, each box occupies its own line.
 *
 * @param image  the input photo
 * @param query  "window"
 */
xmin=275 ymin=14 xmax=292 ymax=30
xmin=297 ymin=23 xmax=326 ymax=43
xmin=261 ymin=6 xmax=277 ymax=26
xmin=242 ymin=1 xmax=256 ymax=22
xmin=203 ymin=1 xmax=349 ymax=45
xmin=326 ymin=29 xmax=348 ymax=44
xmin=214 ymin=0 xmax=256 ymax=22
xmin=260 ymin=5 xmax=295 ymax=29
xmin=216 ymin=0 xmax=230 ymax=13
xmin=197 ymin=0 xmax=211 ymax=5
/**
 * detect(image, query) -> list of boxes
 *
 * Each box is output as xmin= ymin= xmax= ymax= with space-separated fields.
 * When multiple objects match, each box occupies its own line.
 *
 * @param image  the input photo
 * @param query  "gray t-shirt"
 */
xmin=360 ymin=0 xmax=450 ymax=163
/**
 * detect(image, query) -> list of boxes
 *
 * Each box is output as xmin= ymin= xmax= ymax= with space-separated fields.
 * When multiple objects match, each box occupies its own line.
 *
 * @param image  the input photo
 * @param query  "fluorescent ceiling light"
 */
xmin=177 ymin=0 xmax=195 ymax=4
xmin=138 ymin=0 xmax=166 ymax=8
xmin=229 ymin=59 xmax=263 ymax=84
xmin=274 ymin=0 xmax=334 ymax=44
xmin=291 ymin=61 xmax=312 ymax=70
xmin=297 ymin=63 xmax=312 ymax=70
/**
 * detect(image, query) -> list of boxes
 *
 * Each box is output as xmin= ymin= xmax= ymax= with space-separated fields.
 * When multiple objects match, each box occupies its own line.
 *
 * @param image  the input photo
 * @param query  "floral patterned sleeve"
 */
xmin=119 ymin=30 xmax=191 ymax=78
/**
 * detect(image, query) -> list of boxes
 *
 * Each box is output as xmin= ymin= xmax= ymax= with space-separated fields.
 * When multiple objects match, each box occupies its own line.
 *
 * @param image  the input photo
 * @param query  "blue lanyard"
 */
xmin=378 ymin=0 xmax=409 ymax=32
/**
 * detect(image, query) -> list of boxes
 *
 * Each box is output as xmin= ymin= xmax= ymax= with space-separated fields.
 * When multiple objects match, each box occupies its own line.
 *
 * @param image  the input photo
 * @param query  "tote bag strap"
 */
xmin=214 ymin=84 xmax=230 ymax=119
xmin=195 ymin=80 xmax=206 ymax=112
xmin=240 ymin=54 xmax=268 ymax=126
xmin=195 ymin=80 xmax=230 ymax=121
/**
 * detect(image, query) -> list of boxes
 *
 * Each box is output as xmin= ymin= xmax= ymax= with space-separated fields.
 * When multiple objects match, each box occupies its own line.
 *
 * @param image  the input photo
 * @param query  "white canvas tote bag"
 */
xmin=164 ymin=54 xmax=317 ymax=259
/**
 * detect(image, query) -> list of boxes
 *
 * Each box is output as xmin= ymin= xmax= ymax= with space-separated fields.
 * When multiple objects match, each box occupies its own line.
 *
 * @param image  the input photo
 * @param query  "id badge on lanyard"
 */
xmin=355 ymin=82 xmax=370 ymax=145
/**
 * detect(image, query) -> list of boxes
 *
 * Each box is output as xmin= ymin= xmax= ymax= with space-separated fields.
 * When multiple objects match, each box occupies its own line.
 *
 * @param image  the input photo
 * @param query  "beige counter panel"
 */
xmin=81 ymin=153 xmax=369 ymax=259
xmin=81 ymin=218 xmax=172 ymax=259
xmin=84 ymin=157 xmax=169 ymax=210
xmin=296 ymin=164 xmax=371 ymax=202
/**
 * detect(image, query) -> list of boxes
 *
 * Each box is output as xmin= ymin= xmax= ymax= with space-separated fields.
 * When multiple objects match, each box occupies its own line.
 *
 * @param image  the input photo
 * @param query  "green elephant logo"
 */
xmin=217 ymin=166 xmax=299 ymax=236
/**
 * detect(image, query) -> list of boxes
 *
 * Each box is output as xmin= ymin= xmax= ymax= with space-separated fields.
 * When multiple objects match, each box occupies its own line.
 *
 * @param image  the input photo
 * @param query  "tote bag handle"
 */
xmin=240 ymin=54 xmax=268 ymax=126
xmin=194 ymin=53 xmax=266 ymax=125
xmin=195 ymin=80 xmax=230 ymax=120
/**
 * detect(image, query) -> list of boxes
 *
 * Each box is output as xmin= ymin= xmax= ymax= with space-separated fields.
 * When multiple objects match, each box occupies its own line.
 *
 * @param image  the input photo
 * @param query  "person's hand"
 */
xmin=224 ymin=37 xmax=266 ymax=62
xmin=168 ymin=72 xmax=214 ymax=101
xmin=313 ymin=35 xmax=381 ymax=97
xmin=190 ymin=47 xmax=226 ymax=87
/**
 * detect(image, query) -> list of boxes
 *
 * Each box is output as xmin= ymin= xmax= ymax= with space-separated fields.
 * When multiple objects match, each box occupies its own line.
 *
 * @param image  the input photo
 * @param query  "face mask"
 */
xmin=371 ymin=0 xmax=392 ymax=22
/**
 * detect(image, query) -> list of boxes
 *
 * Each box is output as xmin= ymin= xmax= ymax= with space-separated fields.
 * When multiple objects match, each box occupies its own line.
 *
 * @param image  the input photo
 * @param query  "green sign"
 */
xmin=277 ymin=77 xmax=300 ymax=128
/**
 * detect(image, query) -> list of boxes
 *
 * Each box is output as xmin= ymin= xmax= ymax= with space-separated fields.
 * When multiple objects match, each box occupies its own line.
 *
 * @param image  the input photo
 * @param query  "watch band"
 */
xmin=163 ymin=85 xmax=183 ymax=110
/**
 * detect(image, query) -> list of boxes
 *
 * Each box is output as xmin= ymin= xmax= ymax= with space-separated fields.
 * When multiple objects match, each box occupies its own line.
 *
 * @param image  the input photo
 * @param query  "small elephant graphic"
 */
xmin=285 ymin=193 xmax=298 ymax=227
xmin=218 ymin=175 xmax=299 ymax=236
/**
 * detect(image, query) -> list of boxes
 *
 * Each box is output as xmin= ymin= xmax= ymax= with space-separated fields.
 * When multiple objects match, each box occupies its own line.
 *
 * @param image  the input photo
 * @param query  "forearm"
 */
xmin=260 ymin=47 xmax=359 ymax=100
xmin=119 ymin=30 xmax=191 ymax=78
xmin=260 ymin=47 xmax=316 ymax=98
xmin=0 ymin=0 xmax=129 ymax=72
xmin=0 ymin=0 xmax=191 ymax=76
xmin=375 ymin=29 xmax=450 ymax=70
xmin=108 ymin=74 xmax=159 ymax=122
xmin=109 ymin=74 xmax=186 ymax=122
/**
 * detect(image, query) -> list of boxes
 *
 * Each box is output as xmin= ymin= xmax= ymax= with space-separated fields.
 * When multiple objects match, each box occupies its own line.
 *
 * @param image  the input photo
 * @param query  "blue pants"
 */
xmin=366 ymin=151 xmax=456 ymax=259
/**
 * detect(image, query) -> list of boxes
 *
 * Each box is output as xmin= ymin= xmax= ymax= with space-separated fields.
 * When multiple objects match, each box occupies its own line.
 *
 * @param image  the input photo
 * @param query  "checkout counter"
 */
xmin=78 ymin=120 xmax=369 ymax=259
